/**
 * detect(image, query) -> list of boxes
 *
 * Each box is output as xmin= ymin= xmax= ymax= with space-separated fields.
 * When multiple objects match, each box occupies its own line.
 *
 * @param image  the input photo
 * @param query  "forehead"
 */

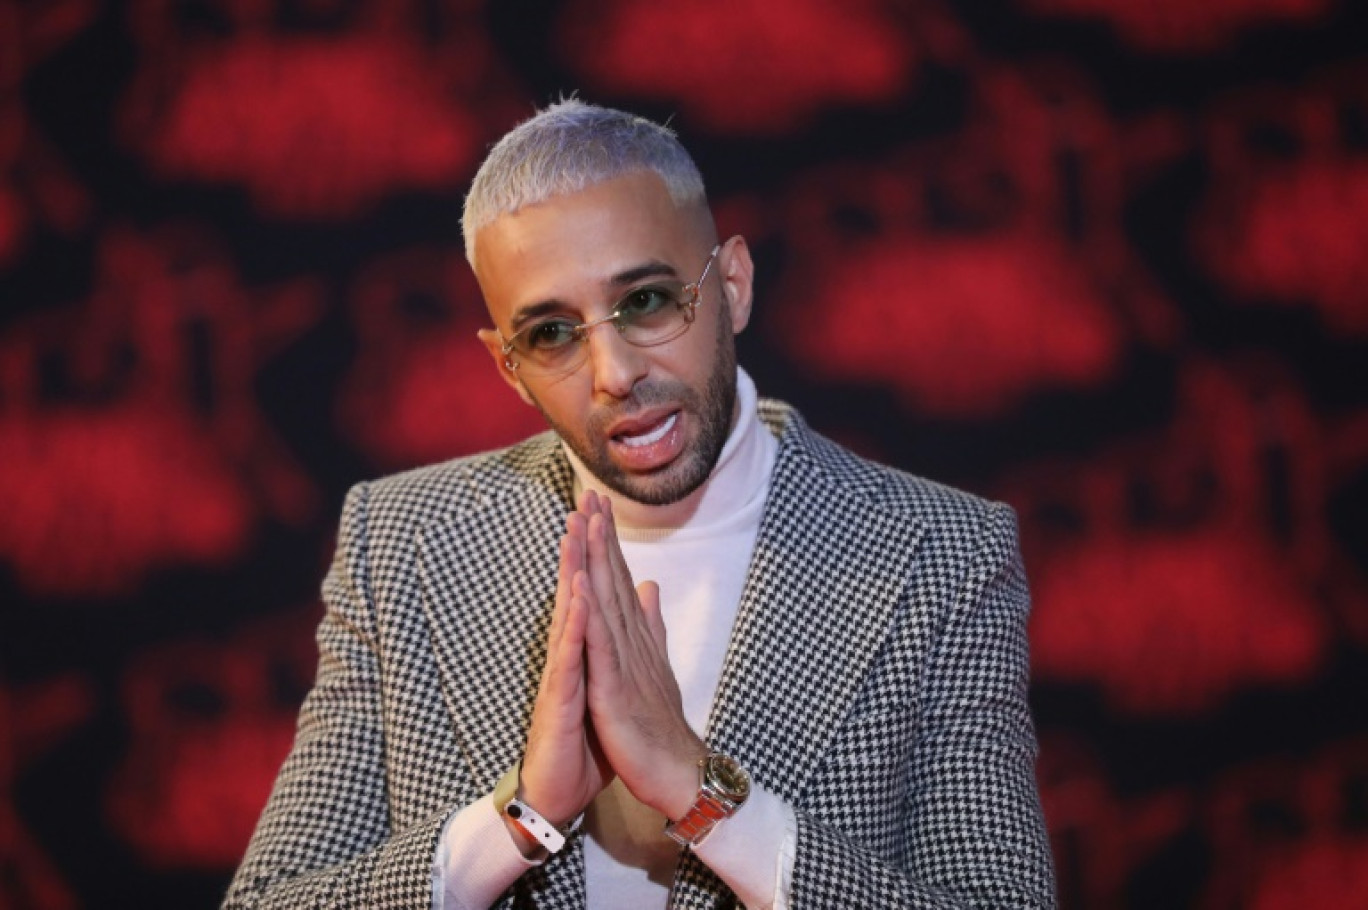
xmin=473 ymin=172 xmax=704 ymax=326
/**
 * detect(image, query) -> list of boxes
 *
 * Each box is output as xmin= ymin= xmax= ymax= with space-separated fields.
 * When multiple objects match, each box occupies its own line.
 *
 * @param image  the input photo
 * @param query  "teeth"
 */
xmin=619 ymin=412 xmax=677 ymax=448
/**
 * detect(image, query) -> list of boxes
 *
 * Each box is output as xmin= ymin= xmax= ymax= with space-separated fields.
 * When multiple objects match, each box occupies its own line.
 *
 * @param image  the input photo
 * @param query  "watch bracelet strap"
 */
xmin=664 ymin=751 xmax=752 ymax=849
xmin=664 ymin=791 xmax=736 ymax=848
xmin=492 ymin=761 xmax=583 ymax=854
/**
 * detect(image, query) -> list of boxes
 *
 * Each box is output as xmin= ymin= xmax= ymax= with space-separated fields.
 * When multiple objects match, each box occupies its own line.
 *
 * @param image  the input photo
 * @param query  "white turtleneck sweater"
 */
xmin=433 ymin=368 xmax=795 ymax=910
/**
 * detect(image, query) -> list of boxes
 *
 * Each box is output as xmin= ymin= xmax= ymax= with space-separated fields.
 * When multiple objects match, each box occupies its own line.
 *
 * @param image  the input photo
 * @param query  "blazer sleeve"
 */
xmin=788 ymin=503 xmax=1056 ymax=908
xmin=222 ymin=482 xmax=457 ymax=909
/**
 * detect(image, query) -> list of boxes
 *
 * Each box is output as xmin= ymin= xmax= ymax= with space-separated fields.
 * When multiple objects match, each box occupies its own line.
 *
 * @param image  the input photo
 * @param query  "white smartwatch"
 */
xmin=492 ymin=761 xmax=579 ymax=855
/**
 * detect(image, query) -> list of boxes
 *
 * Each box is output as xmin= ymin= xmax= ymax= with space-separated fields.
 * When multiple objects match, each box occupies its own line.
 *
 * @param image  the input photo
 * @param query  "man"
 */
xmin=225 ymin=100 xmax=1056 ymax=909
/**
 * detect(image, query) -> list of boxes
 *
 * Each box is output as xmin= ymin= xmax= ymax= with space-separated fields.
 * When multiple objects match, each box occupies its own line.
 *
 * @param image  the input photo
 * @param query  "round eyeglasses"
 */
xmin=499 ymin=245 xmax=721 ymax=377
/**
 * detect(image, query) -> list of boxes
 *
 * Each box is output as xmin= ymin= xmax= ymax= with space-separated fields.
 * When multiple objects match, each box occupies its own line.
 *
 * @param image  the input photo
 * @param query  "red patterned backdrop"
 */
xmin=3 ymin=1 xmax=1367 ymax=907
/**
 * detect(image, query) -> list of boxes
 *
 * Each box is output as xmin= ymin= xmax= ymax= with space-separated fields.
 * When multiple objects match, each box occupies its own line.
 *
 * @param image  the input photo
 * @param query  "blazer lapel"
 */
xmin=417 ymin=443 xmax=589 ymax=908
xmin=672 ymin=409 xmax=925 ymax=908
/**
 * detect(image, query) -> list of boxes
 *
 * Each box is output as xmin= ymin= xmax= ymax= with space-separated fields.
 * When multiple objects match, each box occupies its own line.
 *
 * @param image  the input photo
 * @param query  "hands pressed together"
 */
xmin=509 ymin=490 xmax=707 ymax=853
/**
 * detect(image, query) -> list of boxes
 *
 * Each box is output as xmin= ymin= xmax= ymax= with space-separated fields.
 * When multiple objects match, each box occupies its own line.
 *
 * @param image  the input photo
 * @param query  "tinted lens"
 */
xmin=617 ymin=282 xmax=691 ymax=346
xmin=523 ymin=319 xmax=579 ymax=352
xmin=511 ymin=319 xmax=583 ymax=371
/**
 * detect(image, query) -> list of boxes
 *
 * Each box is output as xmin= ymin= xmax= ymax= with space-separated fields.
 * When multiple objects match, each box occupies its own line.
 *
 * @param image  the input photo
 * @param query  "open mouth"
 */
xmin=615 ymin=411 xmax=679 ymax=449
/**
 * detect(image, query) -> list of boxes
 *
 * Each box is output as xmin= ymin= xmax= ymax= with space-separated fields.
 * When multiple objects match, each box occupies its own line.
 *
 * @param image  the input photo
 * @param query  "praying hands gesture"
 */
xmin=510 ymin=490 xmax=707 ymax=852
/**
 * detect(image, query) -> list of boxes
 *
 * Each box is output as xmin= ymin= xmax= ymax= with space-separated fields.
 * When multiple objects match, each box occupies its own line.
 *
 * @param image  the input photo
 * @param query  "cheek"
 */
xmin=532 ymin=374 xmax=593 ymax=423
xmin=671 ymin=314 xmax=727 ymax=376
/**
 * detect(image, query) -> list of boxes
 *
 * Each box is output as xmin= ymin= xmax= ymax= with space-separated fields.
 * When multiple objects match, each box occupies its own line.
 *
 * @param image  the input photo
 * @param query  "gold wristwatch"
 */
xmin=664 ymin=752 xmax=752 ymax=847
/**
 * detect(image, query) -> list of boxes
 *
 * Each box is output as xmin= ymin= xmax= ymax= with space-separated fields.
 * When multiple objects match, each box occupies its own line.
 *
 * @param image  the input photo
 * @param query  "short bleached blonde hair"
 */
xmin=462 ymin=99 xmax=707 ymax=267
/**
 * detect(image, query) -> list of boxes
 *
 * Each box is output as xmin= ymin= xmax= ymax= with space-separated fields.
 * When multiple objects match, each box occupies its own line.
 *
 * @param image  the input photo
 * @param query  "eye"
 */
xmin=523 ymin=319 xmax=580 ymax=351
xmin=616 ymin=284 xmax=679 ymax=321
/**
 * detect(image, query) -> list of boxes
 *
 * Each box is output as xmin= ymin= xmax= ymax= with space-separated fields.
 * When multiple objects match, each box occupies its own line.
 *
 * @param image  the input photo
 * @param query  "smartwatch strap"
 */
xmin=492 ymin=760 xmax=582 ymax=855
xmin=505 ymin=798 xmax=567 ymax=853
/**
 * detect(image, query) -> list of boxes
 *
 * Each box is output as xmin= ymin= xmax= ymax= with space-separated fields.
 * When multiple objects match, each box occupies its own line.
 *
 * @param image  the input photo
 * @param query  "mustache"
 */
xmin=587 ymin=381 xmax=697 ymax=432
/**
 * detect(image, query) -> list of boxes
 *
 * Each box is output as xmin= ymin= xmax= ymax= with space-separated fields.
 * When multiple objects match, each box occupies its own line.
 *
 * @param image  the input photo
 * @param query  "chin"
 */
xmin=605 ymin=457 xmax=710 ymax=506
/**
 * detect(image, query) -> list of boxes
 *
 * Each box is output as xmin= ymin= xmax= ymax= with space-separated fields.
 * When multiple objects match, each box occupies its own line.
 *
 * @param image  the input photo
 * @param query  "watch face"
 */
xmin=705 ymin=753 xmax=752 ymax=802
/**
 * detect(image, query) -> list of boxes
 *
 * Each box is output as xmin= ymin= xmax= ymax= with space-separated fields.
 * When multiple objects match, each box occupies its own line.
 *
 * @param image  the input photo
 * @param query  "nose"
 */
xmin=583 ymin=321 xmax=648 ymax=399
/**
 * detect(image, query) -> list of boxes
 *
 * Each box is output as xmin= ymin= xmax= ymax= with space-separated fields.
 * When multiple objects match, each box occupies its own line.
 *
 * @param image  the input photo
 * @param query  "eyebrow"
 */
xmin=508 ymin=260 xmax=680 ymax=332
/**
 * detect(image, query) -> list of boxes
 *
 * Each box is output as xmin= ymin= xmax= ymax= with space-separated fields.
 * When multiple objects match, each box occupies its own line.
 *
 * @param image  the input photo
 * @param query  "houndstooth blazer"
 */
xmin=224 ymin=400 xmax=1057 ymax=909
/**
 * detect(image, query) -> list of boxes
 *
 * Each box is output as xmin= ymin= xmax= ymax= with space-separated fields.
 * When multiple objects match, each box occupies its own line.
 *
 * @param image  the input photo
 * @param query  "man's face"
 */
xmin=474 ymin=171 xmax=754 ymax=506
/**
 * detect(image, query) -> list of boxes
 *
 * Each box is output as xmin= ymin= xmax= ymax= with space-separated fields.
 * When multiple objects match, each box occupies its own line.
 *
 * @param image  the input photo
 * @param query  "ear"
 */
xmin=477 ymin=327 xmax=536 ymax=406
xmin=717 ymin=235 xmax=755 ymax=334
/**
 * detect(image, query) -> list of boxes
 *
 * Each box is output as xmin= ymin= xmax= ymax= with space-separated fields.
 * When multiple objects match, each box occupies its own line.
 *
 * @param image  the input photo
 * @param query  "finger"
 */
xmin=556 ymin=513 xmax=586 ymax=595
xmin=636 ymin=580 xmax=667 ymax=652
xmin=586 ymin=512 xmax=626 ymax=633
xmin=548 ymin=510 xmax=589 ymax=654
xmin=601 ymin=498 xmax=656 ymax=656
xmin=578 ymin=568 xmax=621 ymax=685
xmin=600 ymin=497 xmax=638 ymax=601
xmin=541 ymin=585 xmax=587 ymax=702
xmin=566 ymin=510 xmax=589 ymax=556
xmin=597 ymin=503 xmax=643 ymax=633
xmin=546 ymin=532 xmax=578 ymax=654
xmin=560 ymin=515 xmax=588 ymax=601
xmin=554 ymin=599 xmax=587 ymax=694
xmin=547 ymin=561 xmax=585 ymax=667
xmin=558 ymin=591 xmax=588 ymax=680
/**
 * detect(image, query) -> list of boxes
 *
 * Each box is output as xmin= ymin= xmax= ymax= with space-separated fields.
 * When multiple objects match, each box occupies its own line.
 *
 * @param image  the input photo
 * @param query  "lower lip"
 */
xmin=609 ymin=411 xmax=684 ymax=472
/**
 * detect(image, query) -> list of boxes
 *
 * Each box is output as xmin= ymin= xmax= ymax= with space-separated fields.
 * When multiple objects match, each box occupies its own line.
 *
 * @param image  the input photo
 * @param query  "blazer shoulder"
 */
xmin=347 ymin=429 xmax=567 ymax=528
xmin=761 ymin=397 xmax=1009 ymax=535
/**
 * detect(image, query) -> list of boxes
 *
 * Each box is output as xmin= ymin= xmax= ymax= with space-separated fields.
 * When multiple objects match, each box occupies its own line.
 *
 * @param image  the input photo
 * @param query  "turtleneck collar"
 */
xmin=563 ymin=367 xmax=777 ymax=535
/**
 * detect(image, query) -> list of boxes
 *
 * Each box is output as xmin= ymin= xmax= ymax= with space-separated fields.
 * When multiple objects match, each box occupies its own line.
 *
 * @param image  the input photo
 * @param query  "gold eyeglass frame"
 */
xmin=499 ymin=244 xmax=722 ymax=375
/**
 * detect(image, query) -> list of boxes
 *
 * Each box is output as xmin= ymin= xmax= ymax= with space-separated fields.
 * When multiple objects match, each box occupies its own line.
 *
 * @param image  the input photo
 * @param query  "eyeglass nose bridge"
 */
xmin=571 ymin=307 xmax=634 ymax=344
xmin=570 ymin=306 xmax=662 ymax=379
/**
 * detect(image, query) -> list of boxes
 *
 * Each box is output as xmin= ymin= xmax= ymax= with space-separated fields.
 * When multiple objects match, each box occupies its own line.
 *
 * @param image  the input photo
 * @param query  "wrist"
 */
xmin=494 ymin=765 xmax=549 ymax=859
xmin=493 ymin=761 xmax=581 ymax=856
xmin=510 ymin=751 xmax=581 ymax=829
xmin=656 ymin=739 xmax=711 ymax=821
xmin=514 ymin=780 xmax=576 ymax=830
xmin=500 ymin=813 xmax=549 ymax=860
xmin=662 ymin=751 xmax=753 ymax=848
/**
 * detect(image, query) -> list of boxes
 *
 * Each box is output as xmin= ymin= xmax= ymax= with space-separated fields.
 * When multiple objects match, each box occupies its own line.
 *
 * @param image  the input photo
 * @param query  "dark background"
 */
xmin=3 ymin=0 xmax=1367 ymax=907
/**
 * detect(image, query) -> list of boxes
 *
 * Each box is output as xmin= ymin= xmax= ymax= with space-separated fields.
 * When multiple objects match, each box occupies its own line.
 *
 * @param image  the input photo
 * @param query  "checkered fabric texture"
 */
xmin=222 ymin=400 xmax=1056 ymax=909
